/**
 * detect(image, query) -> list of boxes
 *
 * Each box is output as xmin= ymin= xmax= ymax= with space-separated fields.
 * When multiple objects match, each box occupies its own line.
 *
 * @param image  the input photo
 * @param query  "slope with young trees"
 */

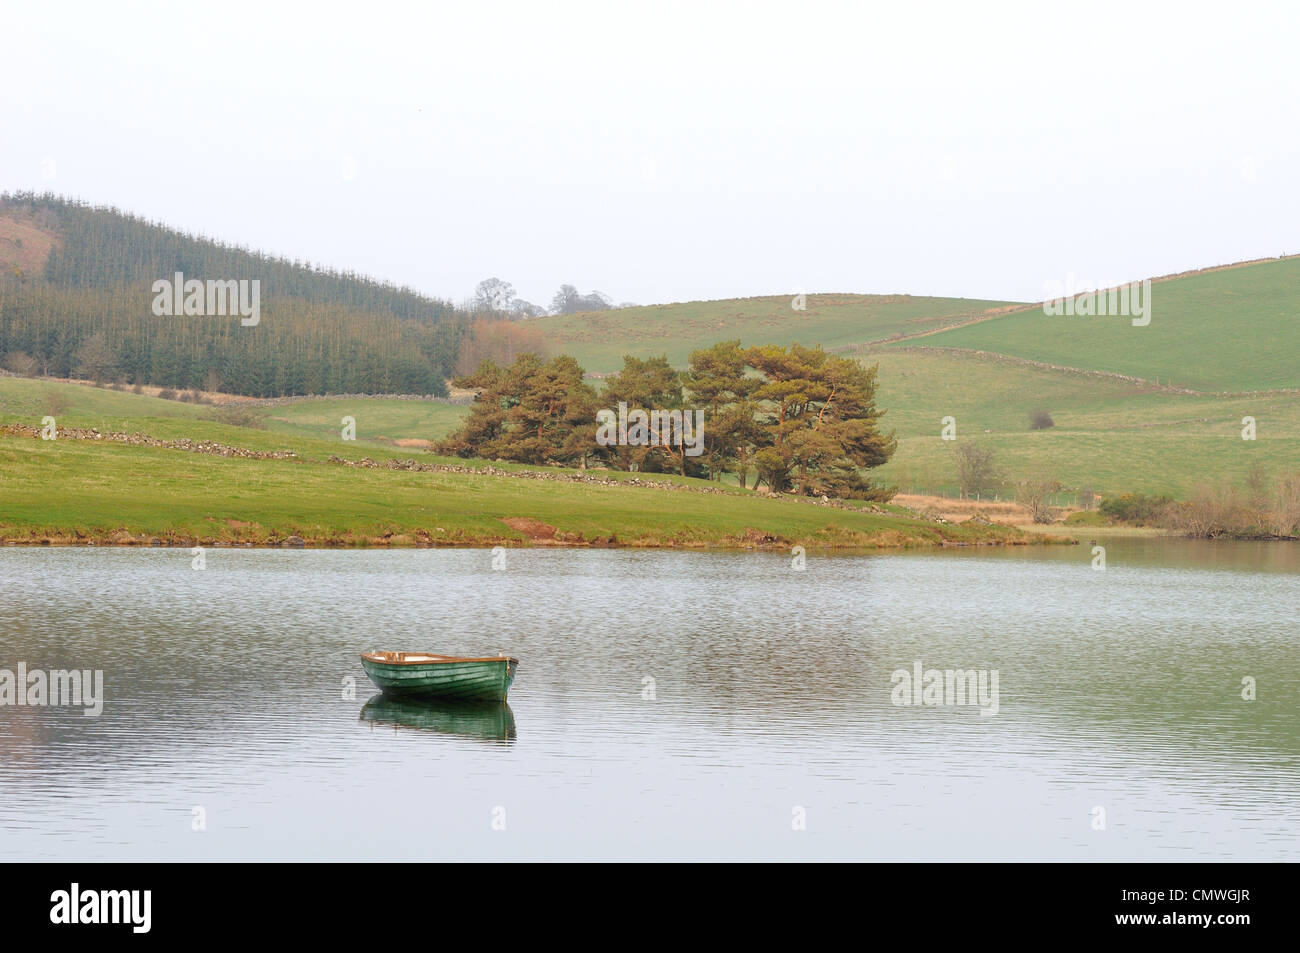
xmin=0 ymin=192 xmax=472 ymax=396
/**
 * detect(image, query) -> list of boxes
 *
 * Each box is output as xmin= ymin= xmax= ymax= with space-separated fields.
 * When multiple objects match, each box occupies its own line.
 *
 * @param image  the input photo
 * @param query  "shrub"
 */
xmin=1161 ymin=483 xmax=1244 ymax=538
xmin=1099 ymin=493 xmax=1174 ymax=525
xmin=1028 ymin=409 xmax=1055 ymax=430
xmin=157 ymin=388 xmax=178 ymax=401
xmin=1064 ymin=509 xmax=1107 ymax=527
xmin=1015 ymin=479 xmax=1061 ymax=523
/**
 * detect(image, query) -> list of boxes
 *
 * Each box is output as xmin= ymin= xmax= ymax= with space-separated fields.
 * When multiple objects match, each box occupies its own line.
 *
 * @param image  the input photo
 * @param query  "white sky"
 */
xmin=2 ymin=0 xmax=1297 ymax=307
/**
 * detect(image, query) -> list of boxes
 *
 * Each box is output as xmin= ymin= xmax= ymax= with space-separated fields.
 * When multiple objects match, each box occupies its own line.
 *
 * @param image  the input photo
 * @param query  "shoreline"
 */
xmin=0 ymin=532 xmax=1066 ymax=551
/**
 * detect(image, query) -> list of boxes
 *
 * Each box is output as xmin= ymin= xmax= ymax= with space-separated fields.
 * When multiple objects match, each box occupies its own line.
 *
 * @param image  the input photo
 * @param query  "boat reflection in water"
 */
xmin=359 ymin=694 xmax=517 ymax=744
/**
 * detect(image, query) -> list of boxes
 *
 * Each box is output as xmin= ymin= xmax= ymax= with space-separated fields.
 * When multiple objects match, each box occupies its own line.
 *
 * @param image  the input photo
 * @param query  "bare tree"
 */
xmin=473 ymin=277 xmax=516 ymax=312
xmin=953 ymin=442 xmax=1002 ymax=498
xmin=1270 ymin=472 xmax=1300 ymax=538
xmin=3 ymin=350 xmax=39 ymax=377
xmin=454 ymin=318 xmax=548 ymax=376
xmin=1165 ymin=481 xmax=1244 ymax=538
xmin=550 ymin=284 xmax=580 ymax=314
xmin=1240 ymin=461 xmax=1273 ymax=535
xmin=74 ymin=332 xmax=116 ymax=383
xmin=549 ymin=284 xmax=613 ymax=315
xmin=509 ymin=298 xmax=545 ymax=319
xmin=1016 ymin=478 xmax=1061 ymax=523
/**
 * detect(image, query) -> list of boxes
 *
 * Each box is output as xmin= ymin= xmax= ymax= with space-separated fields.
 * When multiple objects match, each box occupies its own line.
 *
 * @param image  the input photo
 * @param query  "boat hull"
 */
xmin=360 ymin=655 xmax=518 ymax=702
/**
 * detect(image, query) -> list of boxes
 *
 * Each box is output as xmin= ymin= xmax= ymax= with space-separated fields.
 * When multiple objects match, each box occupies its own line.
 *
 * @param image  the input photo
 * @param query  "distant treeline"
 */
xmin=0 ymin=193 xmax=471 ymax=396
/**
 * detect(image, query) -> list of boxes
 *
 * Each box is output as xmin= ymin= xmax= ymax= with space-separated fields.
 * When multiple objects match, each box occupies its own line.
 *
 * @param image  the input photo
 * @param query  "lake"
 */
xmin=1 ymin=540 xmax=1296 ymax=861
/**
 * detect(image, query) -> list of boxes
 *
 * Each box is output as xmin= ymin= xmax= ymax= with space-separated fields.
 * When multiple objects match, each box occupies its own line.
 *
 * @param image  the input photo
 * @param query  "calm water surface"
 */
xmin=1 ymin=541 xmax=1296 ymax=860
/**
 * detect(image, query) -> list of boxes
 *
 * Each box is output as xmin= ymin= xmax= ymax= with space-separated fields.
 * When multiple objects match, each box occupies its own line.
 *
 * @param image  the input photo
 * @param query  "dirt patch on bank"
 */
xmin=501 ymin=517 xmax=558 ymax=540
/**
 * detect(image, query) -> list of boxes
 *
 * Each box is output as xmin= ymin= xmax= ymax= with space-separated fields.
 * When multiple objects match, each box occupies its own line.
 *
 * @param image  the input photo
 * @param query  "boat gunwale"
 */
xmin=361 ymin=651 xmax=519 ymax=666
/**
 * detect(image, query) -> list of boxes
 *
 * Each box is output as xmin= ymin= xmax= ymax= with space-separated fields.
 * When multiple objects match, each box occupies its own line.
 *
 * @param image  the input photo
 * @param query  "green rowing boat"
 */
xmin=360 ymin=651 xmax=519 ymax=702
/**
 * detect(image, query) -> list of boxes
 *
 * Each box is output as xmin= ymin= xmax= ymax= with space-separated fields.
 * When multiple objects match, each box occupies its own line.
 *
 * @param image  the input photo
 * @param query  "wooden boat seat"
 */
xmin=364 ymin=651 xmax=517 ymax=665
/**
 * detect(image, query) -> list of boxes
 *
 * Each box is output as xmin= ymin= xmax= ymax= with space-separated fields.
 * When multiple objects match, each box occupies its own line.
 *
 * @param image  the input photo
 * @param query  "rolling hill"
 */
xmin=526 ymin=256 xmax=1300 ymax=499
xmin=529 ymin=292 xmax=1020 ymax=373
xmin=865 ymin=349 xmax=1300 ymax=499
xmin=898 ymin=256 xmax=1300 ymax=393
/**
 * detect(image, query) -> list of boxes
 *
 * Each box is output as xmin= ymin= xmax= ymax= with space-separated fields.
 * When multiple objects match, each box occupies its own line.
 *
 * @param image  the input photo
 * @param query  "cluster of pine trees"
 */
xmin=437 ymin=341 xmax=898 ymax=499
xmin=0 ymin=193 xmax=471 ymax=396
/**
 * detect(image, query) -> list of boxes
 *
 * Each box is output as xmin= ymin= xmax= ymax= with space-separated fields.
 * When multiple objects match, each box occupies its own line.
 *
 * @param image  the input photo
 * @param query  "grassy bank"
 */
xmin=0 ymin=378 xmax=1045 ymax=550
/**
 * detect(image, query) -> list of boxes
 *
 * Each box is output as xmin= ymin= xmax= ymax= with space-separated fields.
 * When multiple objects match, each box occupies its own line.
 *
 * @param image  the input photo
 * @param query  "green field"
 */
xmin=0 ymin=382 xmax=467 ymax=450
xmin=866 ymin=349 xmax=1300 ymax=498
xmin=0 ymin=377 xmax=1032 ymax=548
xmin=259 ymin=398 xmax=468 ymax=446
xmin=258 ymin=359 xmax=1297 ymax=500
xmin=902 ymin=257 xmax=1300 ymax=392
xmin=533 ymin=293 xmax=1018 ymax=373
xmin=5 ymin=252 xmax=1298 ymax=525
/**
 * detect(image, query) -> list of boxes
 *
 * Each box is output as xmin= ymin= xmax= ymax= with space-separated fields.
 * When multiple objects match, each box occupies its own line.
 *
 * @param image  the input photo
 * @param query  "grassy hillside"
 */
xmin=0 ymin=377 xmax=1034 ymax=548
xmin=10 ymin=348 xmax=1282 ymax=504
xmin=513 ymin=257 xmax=1300 ymax=500
xmin=532 ymin=293 xmax=1019 ymax=373
xmin=0 ymin=378 xmax=475 ymax=456
xmin=260 ymin=398 xmax=467 ymax=447
xmin=0 ymin=377 xmax=469 ymax=449
xmin=901 ymin=257 xmax=1300 ymax=392
xmin=865 ymin=350 xmax=1300 ymax=498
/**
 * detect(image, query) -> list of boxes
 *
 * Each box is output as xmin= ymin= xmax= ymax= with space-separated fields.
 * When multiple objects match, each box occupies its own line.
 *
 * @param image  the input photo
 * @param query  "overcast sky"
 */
xmin=3 ymin=0 xmax=1297 ymax=307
